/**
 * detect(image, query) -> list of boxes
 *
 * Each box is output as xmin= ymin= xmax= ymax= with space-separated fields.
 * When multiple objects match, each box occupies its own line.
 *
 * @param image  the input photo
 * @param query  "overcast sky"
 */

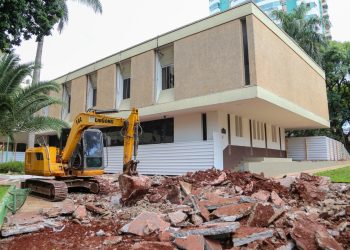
xmin=14 ymin=0 xmax=350 ymax=81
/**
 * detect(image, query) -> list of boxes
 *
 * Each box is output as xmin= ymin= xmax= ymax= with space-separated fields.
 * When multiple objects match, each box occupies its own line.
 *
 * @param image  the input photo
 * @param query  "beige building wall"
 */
xmin=174 ymin=19 xmax=245 ymax=100
xmin=70 ymin=75 xmax=87 ymax=120
xmin=130 ymin=51 xmax=155 ymax=108
xmin=251 ymin=16 xmax=329 ymax=120
xmin=96 ymin=65 xmax=116 ymax=109
xmin=48 ymin=88 xmax=63 ymax=119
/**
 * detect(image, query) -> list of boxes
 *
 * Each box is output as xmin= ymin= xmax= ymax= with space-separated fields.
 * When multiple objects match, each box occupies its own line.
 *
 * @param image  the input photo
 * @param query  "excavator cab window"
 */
xmin=82 ymin=129 xmax=104 ymax=169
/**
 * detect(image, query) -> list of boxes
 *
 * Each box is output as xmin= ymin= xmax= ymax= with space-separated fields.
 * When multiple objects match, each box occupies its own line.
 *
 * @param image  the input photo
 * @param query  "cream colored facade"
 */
xmin=41 ymin=2 xmax=329 ymax=170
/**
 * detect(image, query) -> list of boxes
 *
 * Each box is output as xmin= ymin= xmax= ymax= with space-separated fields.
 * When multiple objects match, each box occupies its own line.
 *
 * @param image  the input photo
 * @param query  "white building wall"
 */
xmin=207 ymin=111 xmax=219 ymax=140
xmin=174 ymin=113 xmax=202 ymax=142
xmin=266 ymin=123 xmax=281 ymax=150
xmin=231 ymin=115 xmax=251 ymax=147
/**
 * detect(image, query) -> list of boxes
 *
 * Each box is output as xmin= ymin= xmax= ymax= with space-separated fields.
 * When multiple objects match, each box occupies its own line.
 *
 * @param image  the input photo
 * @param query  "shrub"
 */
xmin=0 ymin=161 xmax=24 ymax=174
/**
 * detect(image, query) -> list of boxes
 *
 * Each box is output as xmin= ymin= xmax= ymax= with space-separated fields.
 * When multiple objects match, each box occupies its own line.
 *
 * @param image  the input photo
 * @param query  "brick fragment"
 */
xmin=205 ymin=238 xmax=223 ymax=250
xmin=251 ymin=190 xmax=270 ymax=202
xmin=73 ymin=205 xmax=87 ymax=220
xmin=212 ymin=203 xmax=254 ymax=219
xmin=271 ymin=191 xmax=285 ymax=206
xmin=248 ymin=204 xmax=275 ymax=227
xmin=168 ymin=210 xmax=187 ymax=226
xmin=174 ymin=235 xmax=205 ymax=250
xmin=121 ymin=211 xmax=170 ymax=236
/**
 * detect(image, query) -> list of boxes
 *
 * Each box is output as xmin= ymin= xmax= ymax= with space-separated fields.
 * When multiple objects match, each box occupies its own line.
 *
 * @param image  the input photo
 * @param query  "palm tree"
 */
xmin=33 ymin=0 xmax=103 ymax=84
xmin=0 ymin=53 xmax=67 ymax=141
xmin=272 ymin=3 xmax=329 ymax=64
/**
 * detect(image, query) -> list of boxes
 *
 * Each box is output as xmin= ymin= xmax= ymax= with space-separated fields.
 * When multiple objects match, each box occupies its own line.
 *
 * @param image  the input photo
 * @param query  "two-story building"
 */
xmin=23 ymin=2 xmax=329 ymax=174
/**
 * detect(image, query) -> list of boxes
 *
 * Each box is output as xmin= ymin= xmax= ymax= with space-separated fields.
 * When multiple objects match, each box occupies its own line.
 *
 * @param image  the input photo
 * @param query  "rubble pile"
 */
xmin=1 ymin=169 xmax=349 ymax=249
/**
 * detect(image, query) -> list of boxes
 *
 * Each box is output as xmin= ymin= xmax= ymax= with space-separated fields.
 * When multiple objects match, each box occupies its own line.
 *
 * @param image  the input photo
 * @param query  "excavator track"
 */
xmin=24 ymin=179 xmax=68 ymax=201
xmin=89 ymin=177 xmax=110 ymax=195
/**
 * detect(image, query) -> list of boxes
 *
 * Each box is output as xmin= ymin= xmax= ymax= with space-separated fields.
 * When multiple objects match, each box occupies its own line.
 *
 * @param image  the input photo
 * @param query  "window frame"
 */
xmin=161 ymin=64 xmax=175 ymax=90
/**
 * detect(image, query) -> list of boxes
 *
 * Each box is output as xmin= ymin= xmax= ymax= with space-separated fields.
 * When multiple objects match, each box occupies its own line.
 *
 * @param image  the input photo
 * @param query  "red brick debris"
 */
xmin=0 ymin=168 xmax=349 ymax=250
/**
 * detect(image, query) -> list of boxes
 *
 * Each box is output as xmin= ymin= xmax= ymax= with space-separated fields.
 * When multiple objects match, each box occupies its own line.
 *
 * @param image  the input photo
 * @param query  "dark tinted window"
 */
xmin=162 ymin=65 xmax=174 ymax=90
xmin=101 ymin=118 xmax=174 ymax=146
xmin=123 ymin=78 xmax=130 ymax=99
xmin=92 ymin=88 xmax=97 ymax=106
xmin=16 ymin=143 xmax=27 ymax=152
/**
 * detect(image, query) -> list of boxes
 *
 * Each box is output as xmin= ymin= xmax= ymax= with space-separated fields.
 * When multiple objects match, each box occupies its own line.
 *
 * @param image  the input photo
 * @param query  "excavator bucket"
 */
xmin=118 ymin=174 xmax=151 ymax=205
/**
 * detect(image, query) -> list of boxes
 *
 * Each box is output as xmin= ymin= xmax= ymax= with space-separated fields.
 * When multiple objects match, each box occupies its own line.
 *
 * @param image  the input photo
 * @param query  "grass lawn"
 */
xmin=315 ymin=166 xmax=350 ymax=183
xmin=0 ymin=186 xmax=9 ymax=202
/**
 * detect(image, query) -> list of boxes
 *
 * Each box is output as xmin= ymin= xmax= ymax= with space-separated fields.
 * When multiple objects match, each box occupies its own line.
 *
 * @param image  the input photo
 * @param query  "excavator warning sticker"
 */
xmin=88 ymin=117 xmax=95 ymax=123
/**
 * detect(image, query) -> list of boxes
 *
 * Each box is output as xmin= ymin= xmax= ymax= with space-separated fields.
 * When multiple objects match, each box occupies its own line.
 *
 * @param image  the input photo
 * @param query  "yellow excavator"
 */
xmin=24 ymin=108 xmax=150 ymax=203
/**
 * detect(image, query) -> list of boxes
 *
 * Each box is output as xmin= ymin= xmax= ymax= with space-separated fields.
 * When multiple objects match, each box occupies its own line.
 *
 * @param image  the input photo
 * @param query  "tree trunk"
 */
xmin=28 ymin=37 xmax=44 ymax=148
xmin=32 ymin=37 xmax=44 ymax=85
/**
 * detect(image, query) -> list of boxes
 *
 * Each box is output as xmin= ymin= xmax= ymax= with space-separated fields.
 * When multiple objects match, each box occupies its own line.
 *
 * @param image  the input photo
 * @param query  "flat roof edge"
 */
xmin=54 ymin=1 xmax=325 ymax=84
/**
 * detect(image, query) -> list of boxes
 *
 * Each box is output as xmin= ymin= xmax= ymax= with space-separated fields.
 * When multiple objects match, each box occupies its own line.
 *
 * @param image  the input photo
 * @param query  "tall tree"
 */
xmin=272 ymin=3 xmax=329 ymax=64
xmin=33 ymin=0 xmax=103 ymax=84
xmin=0 ymin=0 xmax=64 ymax=51
xmin=0 ymin=53 xmax=67 ymax=141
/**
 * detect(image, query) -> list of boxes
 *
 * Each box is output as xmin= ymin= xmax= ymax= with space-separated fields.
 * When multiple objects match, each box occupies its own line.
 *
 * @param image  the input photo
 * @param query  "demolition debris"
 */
xmin=0 ymin=169 xmax=349 ymax=249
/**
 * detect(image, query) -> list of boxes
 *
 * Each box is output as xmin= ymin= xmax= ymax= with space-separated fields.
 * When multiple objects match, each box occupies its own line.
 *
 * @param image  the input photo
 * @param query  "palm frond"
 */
xmin=76 ymin=0 xmax=103 ymax=14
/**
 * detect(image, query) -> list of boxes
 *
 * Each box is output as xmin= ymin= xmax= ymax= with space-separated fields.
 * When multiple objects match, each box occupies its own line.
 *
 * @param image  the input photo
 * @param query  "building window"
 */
xmin=62 ymin=82 xmax=71 ymax=119
xmin=261 ymin=122 xmax=265 ymax=141
xmin=101 ymin=118 xmax=174 ymax=146
xmin=162 ymin=65 xmax=174 ymax=90
xmin=87 ymin=72 xmax=97 ymax=109
xmin=123 ymin=78 xmax=130 ymax=99
xmin=92 ymin=88 xmax=97 ymax=107
xmin=235 ymin=115 xmax=243 ymax=137
xmin=252 ymin=120 xmax=256 ymax=139
xmin=202 ymin=113 xmax=207 ymax=141
xmin=272 ymin=125 xmax=277 ymax=142
xmin=68 ymin=95 xmax=71 ymax=113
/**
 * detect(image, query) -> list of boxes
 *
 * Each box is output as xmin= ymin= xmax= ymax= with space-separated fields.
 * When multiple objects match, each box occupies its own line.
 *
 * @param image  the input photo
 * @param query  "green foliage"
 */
xmin=315 ymin=166 xmax=350 ymax=183
xmin=0 ymin=0 xmax=65 ymax=51
xmin=272 ymin=3 xmax=329 ymax=64
xmin=0 ymin=53 xmax=68 ymax=141
xmin=0 ymin=161 xmax=24 ymax=174
xmin=0 ymin=186 xmax=9 ymax=202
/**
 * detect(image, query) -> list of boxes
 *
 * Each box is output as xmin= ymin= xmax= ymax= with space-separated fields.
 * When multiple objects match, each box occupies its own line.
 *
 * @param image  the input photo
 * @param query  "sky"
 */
xmin=14 ymin=0 xmax=350 ymax=81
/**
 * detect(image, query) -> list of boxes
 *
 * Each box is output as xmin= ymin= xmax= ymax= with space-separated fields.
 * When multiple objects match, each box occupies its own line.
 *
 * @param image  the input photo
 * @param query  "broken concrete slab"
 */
xmin=1 ymin=224 xmax=45 ymax=237
xmin=212 ymin=203 xmax=254 ymax=219
xmin=315 ymin=229 xmax=344 ymax=250
xmin=179 ymin=181 xmax=192 ymax=196
xmin=210 ymin=172 xmax=227 ymax=186
xmin=6 ymin=212 xmax=44 ymax=226
xmin=271 ymin=191 xmax=285 ymax=206
xmin=251 ymin=190 xmax=270 ymax=202
xmin=172 ymin=222 xmax=240 ymax=238
xmin=232 ymin=226 xmax=274 ymax=247
xmin=200 ymin=194 xmax=241 ymax=210
xmin=276 ymin=176 xmax=296 ymax=189
xmin=205 ymin=238 xmax=223 ymax=250
xmin=42 ymin=199 xmax=75 ymax=218
xmin=194 ymin=196 xmax=210 ymax=221
xmin=168 ymin=210 xmax=187 ymax=226
xmin=174 ymin=235 xmax=205 ymax=250
xmin=291 ymin=214 xmax=326 ymax=250
xmin=132 ymin=241 xmax=176 ymax=250
xmin=121 ymin=211 xmax=170 ymax=236
xmin=85 ymin=203 xmax=105 ymax=214
xmin=248 ymin=204 xmax=275 ymax=227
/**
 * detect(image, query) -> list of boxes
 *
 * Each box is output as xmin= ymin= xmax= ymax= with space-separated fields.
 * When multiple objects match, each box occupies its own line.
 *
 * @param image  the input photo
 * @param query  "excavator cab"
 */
xmin=82 ymin=129 xmax=104 ymax=169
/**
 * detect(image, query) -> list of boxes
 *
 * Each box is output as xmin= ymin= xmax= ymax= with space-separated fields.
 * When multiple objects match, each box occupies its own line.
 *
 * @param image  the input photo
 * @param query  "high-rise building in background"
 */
xmin=209 ymin=0 xmax=330 ymax=37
